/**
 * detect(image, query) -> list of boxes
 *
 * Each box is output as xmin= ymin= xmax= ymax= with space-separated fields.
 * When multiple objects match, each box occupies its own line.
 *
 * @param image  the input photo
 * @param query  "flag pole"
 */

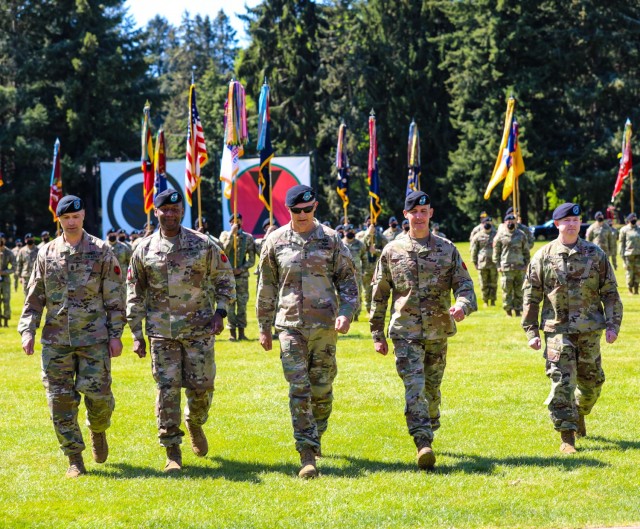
xmin=191 ymin=68 xmax=203 ymax=230
xmin=268 ymin=161 xmax=273 ymax=225
xmin=631 ymin=169 xmax=635 ymax=213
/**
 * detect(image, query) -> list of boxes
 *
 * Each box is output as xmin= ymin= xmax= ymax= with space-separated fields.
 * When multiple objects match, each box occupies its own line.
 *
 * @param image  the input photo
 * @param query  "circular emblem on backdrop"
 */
xmin=73 ymin=199 xmax=81 ymax=210
xmin=572 ymin=205 xmax=580 ymax=215
xmin=171 ymin=193 xmax=178 ymax=203
xmin=419 ymin=196 xmax=426 ymax=205
xmin=303 ymin=191 xmax=312 ymax=202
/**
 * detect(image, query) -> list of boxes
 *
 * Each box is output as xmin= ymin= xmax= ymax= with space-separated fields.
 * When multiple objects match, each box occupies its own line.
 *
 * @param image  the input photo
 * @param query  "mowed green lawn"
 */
xmin=1 ymin=241 xmax=638 ymax=529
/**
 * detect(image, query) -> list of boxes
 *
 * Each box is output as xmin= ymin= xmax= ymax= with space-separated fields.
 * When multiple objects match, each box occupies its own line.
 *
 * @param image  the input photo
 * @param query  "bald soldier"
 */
xmin=370 ymin=191 xmax=477 ymax=469
xmin=18 ymin=196 xmax=125 ymax=478
xmin=257 ymin=185 xmax=358 ymax=479
xmin=522 ymin=203 xmax=622 ymax=454
xmin=127 ymin=189 xmax=236 ymax=472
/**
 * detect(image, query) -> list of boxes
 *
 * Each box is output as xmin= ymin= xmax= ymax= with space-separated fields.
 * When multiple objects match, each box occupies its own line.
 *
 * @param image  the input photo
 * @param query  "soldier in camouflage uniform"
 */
xmin=127 ymin=189 xmax=235 ymax=473
xmin=37 ymin=230 xmax=51 ymax=249
xmin=586 ymin=211 xmax=617 ymax=270
xmin=343 ymin=223 xmax=367 ymax=319
xmin=470 ymin=216 xmax=498 ymax=307
xmin=257 ymin=185 xmax=358 ymax=479
xmin=18 ymin=196 xmax=125 ymax=478
xmin=431 ymin=222 xmax=447 ymax=239
xmin=493 ymin=213 xmax=531 ymax=316
xmin=11 ymin=238 xmax=22 ymax=291
xmin=370 ymin=191 xmax=477 ymax=470
xmin=16 ymin=233 xmax=39 ymax=297
xmin=496 ymin=207 xmax=535 ymax=249
xmin=469 ymin=211 xmax=489 ymax=241
xmin=0 ymin=232 xmax=16 ymax=326
xmin=356 ymin=216 xmax=387 ymax=314
xmin=219 ymin=213 xmax=256 ymax=341
xmin=105 ymin=228 xmax=133 ymax=269
xmin=382 ymin=216 xmax=402 ymax=242
xmin=619 ymin=212 xmax=640 ymax=294
xmin=522 ymin=203 xmax=622 ymax=454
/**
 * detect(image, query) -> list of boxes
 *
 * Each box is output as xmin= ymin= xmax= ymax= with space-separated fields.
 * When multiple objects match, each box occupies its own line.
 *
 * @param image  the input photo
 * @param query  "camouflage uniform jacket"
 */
xmin=585 ymin=222 xmax=615 ymax=256
xmin=356 ymin=228 xmax=387 ymax=270
xmin=0 ymin=246 xmax=16 ymax=280
xmin=493 ymin=228 xmax=530 ymax=271
xmin=344 ymin=237 xmax=367 ymax=275
xmin=497 ymin=222 xmax=534 ymax=248
xmin=17 ymin=230 xmax=125 ymax=346
xmin=126 ymin=227 xmax=236 ymax=341
xmin=256 ymin=221 xmax=358 ymax=332
xmin=619 ymin=224 xmax=640 ymax=257
xmin=382 ymin=226 xmax=402 ymax=243
xmin=219 ymin=229 xmax=256 ymax=278
xmin=16 ymin=245 xmax=39 ymax=280
xmin=469 ymin=222 xmax=485 ymax=241
xmin=470 ymin=228 xmax=497 ymax=269
xmin=522 ymin=238 xmax=622 ymax=341
xmin=370 ymin=234 xmax=477 ymax=342
xmin=107 ymin=240 xmax=133 ymax=269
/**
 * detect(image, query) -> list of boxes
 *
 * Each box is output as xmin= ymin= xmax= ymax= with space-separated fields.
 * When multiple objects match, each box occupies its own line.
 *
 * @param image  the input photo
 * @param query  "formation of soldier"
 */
xmin=11 ymin=188 xmax=629 ymax=479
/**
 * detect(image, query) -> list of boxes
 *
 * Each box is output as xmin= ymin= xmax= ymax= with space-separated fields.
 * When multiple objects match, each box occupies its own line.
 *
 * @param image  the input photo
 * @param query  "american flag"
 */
xmin=185 ymin=84 xmax=208 ymax=206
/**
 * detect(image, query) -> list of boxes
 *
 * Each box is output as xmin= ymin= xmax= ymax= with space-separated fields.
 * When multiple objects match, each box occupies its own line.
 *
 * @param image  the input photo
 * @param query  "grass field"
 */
xmin=1 ymin=241 xmax=639 ymax=529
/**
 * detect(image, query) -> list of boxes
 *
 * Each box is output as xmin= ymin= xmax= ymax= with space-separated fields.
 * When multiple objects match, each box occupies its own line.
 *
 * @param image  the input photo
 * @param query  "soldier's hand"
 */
xmin=211 ymin=313 xmax=224 ymax=335
xmin=259 ymin=331 xmax=272 ymax=351
xmin=605 ymin=329 xmax=618 ymax=344
xmin=335 ymin=315 xmax=350 ymax=334
xmin=528 ymin=337 xmax=542 ymax=350
xmin=449 ymin=305 xmax=465 ymax=322
xmin=374 ymin=340 xmax=388 ymax=356
xmin=21 ymin=332 xmax=35 ymax=356
xmin=133 ymin=338 xmax=147 ymax=358
xmin=108 ymin=338 xmax=123 ymax=358
xmin=230 ymin=223 xmax=239 ymax=234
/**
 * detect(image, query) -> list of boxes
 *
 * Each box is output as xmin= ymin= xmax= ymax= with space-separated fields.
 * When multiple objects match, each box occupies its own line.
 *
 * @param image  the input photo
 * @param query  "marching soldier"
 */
xmin=343 ymin=223 xmax=367 ymax=320
xmin=382 ymin=216 xmax=402 ymax=242
xmin=370 ymin=190 xmax=477 ymax=469
xmin=470 ymin=216 xmax=498 ymax=307
xmin=356 ymin=216 xmax=387 ymax=315
xmin=257 ymin=185 xmax=358 ymax=479
xmin=18 ymin=196 xmax=125 ymax=477
xmin=431 ymin=222 xmax=447 ymax=239
xmin=586 ymin=211 xmax=617 ymax=270
xmin=16 ymin=233 xmax=39 ymax=297
xmin=105 ymin=227 xmax=133 ymax=269
xmin=469 ymin=211 xmax=489 ymax=241
xmin=522 ymin=203 xmax=622 ymax=453
xmin=12 ymin=238 xmax=22 ymax=292
xmin=619 ymin=212 xmax=640 ymax=294
xmin=0 ymin=232 xmax=16 ymax=326
xmin=126 ymin=189 xmax=236 ymax=473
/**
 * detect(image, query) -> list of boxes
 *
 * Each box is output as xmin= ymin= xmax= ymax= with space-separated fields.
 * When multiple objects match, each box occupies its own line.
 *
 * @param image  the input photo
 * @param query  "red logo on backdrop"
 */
xmin=227 ymin=163 xmax=300 ymax=236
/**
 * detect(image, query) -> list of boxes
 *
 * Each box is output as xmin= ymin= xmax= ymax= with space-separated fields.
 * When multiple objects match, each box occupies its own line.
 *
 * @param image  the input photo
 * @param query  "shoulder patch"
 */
xmin=462 ymin=261 xmax=468 ymax=270
xmin=114 ymin=265 xmax=121 ymax=276
xmin=221 ymin=252 xmax=228 ymax=263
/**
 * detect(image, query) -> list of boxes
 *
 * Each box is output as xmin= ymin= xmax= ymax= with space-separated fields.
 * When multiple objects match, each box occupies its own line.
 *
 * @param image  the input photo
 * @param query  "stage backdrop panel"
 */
xmin=220 ymin=156 xmax=310 ymax=237
xmin=100 ymin=160 xmax=191 ymax=239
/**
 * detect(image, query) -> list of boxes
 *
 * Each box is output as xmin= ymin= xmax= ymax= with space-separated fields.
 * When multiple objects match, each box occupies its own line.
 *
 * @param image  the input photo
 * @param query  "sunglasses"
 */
xmin=289 ymin=205 xmax=315 ymax=214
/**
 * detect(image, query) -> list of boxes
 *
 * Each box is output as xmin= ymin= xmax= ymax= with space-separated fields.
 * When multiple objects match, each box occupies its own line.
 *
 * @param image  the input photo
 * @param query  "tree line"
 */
xmin=1 ymin=0 xmax=639 ymax=240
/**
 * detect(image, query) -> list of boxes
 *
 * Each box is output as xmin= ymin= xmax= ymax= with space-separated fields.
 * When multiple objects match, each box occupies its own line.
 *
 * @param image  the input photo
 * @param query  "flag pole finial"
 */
xmin=370 ymin=108 xmax=375 ymax=117
xmin=263 ymin=76 xmax=268 ymax=85
xmin=191 ymin=66 xmax=196 ymax=85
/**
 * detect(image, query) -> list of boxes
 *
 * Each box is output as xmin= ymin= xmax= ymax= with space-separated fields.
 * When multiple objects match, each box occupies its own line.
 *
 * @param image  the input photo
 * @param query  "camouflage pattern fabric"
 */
xmin=107 ymin=239 xmax=133 ymax=269
xmin=432 ymin=229 xmax=447 ymax=239
xmin=469 ymin=222 xmax=485 ymax=241
xmin=279 ymin=328 xmax=337 ymax=453
xmin=0 ymin=246 xmax=15 ymax=319
xmin=18 ymin=230 xmax=125 ymax=345
xmin=497 ymin=222 xmax=535 ymax=248
xmin=41 ymin=343 xmax=114 ymax=456
xmin=16 ymin=245 xmax=39 ymax=297
xmin=126 ymin=227 xmax=236 ymax=341
xmin=479 ymin=268 xmax=498 ymax=304
xmin=344 ymin=237 xmax=367 ymax=317
xmin=493 ymin=227 xmax=530 ymax=271
xmin=542 ymin=331 xmax=605 ymax=432
xmin=382 ymin=226 xmax=402 ymax=243
xmin=471 ymin=227 xmax=498 ymax=303
xmin=219 ymin=230 xmax=256 ymax=330
xmin=150 ymin=334 xmax=216 ymax=447
xmin=393 ymin=338 xmax=447 ymax=445
xmin=619 ymin=224 xmax=640 ymax=288
xmin=500 ymin=270 xmax=524 ymax=312
xmin=356 ymin=228 xmax=386 ymax=313
xmin=585 ymin=222 xmax=616 ymax=259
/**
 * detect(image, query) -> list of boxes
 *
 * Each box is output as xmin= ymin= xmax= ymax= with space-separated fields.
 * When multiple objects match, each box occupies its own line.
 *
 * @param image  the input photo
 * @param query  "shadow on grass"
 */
xmin=578 ymin=435 xmax=640 ymax=452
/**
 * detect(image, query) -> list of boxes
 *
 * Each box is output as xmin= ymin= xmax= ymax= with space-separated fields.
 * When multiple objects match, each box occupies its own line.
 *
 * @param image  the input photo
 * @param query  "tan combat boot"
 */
xmin=66 ymin=453 xmax=87 ymax=478
xmin=90 ymin=431 xmax=108 ymax=463
xmin=186 ymin=421 xmax=208 ymax=457
xmin=560 ymin=431 xmax=577 ymax=454
xmin=576 ymin=415 xmax=587 ymax=438
xmin=164 ymin=445 xmax=182 ymax=472
xmin=416 ymin=441 xmax=436 ymax=470
xmin=298 ymin=449 xmax=318 ymax=479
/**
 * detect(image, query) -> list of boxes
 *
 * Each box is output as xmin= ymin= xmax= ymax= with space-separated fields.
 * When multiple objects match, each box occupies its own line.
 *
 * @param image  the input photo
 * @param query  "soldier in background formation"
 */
xmin=16 ymin=233 xmax=39 ymax=297
xmin=257 ymin=185 xmax=358 ymax=479
xmin=219 ymin=213 xmax=256 ymax=341
xmin=131 ymin=221 xmax=155 ymax=251
xmin=37 ymin=230 xmax=51 ymax=248
xmin=356 ymin=215 xmax=387 ymax=315
xmin=105 ymin=227 xmax=133 ymax=269
xmin=496 ymin=207 xmax=535 ymax=249
xmin=493 ymin=212 xmax=530 ymax=316
xmin=470 ymin=216 xmax=498 ymax=307
xmin=401 ymin=219 xmax=410 ymax=233
xmin=431 ymin=222 xmax=446 ymax=239
xmin=469 ymin=211 xmax=489 ymax=241
xmin=370 ymin=190 xmax=477 ymax=470
xmin=126 ymin=189 xmax=236 ymax=473
xmin=585 ymin=211 xmax=617 ymax=270
xmin=522 ymin=203 xmax=622 ymax=454
xmin=11 ymin=238 xmax=22 ymax=292
xmin=382 ymin=216 xmax=402 ymax=242
xmin=619 ymin=212 xmax=640 ymax=294
xmin=254 ymin=218 xmax=278 ymax=256
xmin=0 ymin=232 xmax=15 ymax=326
xmin=18 ymin=196 xmax=125 ymax=478
xmin=343 ymin=223 xmax=367 ymax=320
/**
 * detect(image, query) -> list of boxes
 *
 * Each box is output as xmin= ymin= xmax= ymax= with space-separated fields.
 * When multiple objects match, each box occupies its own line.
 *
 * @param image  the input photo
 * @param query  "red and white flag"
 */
xmin=185 ymin=84 xmax=208 ymax=206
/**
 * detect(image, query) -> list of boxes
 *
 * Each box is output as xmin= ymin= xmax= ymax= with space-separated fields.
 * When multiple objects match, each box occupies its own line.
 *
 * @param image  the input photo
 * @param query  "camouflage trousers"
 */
xmin=393 ymin=338 xmax=447 ymax=447
xmin=41 ymin=343 xmax=114 ymax=456
xmin=278 ymin=327 xmax=338 ymax=454
xmin=543 ymin=331 xmax=605 ymax=432
xmin=0 ymin=279 xmax=10 ymax=320
xmin=362 ymin=267 xmax=375 ymax=314
xmin=623 ymin=255 xmax=640 ymax=288
xmin=228 ymin=274 xmax=249 ymax=329
xmin=150 ymin=334 xmax=216 ymax=447
xmin=354 ymin=270 xmax=363 ymax=318
xmin=478 ymin=267 xmax=498 ymax=303
xmin=500 ymin=269 xmax=524 ymax=312
xmin=22 ymin=277 xmax=30 ymax=298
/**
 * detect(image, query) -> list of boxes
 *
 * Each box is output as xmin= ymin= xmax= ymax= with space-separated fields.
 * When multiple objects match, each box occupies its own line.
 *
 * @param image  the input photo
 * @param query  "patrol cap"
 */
xmin=404 ymin=190 xmax=430 ymax=211
xmin=154 ymin=188 xmax=183 ymax=208
xmin=552 ymin=202 xmax=581 ymax=221
xmin=285 ymin=185 xmax=315 ymax=207
xmin=594 ymin=211 xmax=604 ymax=220
xmin=389 ymin=216 xmax=398 ymax=225
xmin=56 ymin=195 xmax=84 ymax=217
